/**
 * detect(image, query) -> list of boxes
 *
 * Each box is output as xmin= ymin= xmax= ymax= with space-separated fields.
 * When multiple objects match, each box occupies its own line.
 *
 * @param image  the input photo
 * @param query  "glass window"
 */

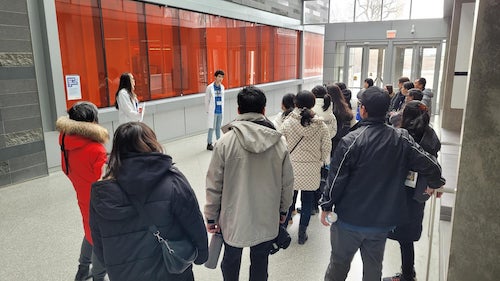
xmin=101 ymin=0 xmax=149 ymax=105
xmin=303 ymin=0 xmax=329 ymax=24
xmin=260 ymin=26 xmax=275 ymax=83
xmin=303 ymin=32 xmax=324 ymax=78
xmin=382 ymin=0 xmax=411 ymax=20
xmin=55 ymin=0 xmax=107 ymax=108
xmin=411 ymin=0 xmax=444 ymax=19
xmin=206 ymin=15 xmax=228 ymax=85
xmin=355 ymin=0 xmax=382 ymax=22
xmin=56 ymin=0 xmax=302 ymax=107
xmin=275 ymin=28 xmax=299 ymax=80
xmin=227 ymin=19 xmax=247 ymax=88
xmin=330 ymin=0 xmax=355 ymax=23
xmin=145 ymin=6 xmax=181 ymax=99
xmin=245 ymin=23 xmax=260 ymax=85
xmin=178 ymin=10 xmax=207 ymax=95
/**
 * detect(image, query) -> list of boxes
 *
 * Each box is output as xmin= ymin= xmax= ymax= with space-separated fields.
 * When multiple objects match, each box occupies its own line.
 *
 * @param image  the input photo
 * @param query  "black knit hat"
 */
xmin=359 ymin=86 xmax=390 ymax=118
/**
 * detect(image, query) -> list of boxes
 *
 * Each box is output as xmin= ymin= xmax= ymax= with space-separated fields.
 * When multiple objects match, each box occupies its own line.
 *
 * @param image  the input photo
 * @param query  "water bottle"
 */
xmin=326 ymin=212 xmax=338 ymax=224
xmin=204 ymin=232 xmax=223 ymax=269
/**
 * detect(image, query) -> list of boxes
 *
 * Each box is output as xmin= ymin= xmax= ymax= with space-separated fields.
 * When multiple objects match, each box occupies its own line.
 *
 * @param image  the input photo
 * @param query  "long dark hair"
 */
xmin=115 ymin=73 xmax=135 ymax=109
xmin=327 ymin=85 xmax=353 ymax=122
xmin=311 ymin=85 xmax=332 ymax=112
xmin=281 ymin=93 xmax=295 ymax=119
xmin=335 ymin=82 xmax=352 ymax=108
xmin=294 ymin=90 xmax=315 ymax=127
xmin=401 ymin=101 xmax=430 ymax=142
xmin=104 ymin=122 xmax=163 ymax=179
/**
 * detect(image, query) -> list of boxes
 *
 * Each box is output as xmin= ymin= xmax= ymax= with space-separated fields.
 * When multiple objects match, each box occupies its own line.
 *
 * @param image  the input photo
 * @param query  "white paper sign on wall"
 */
xmin=65 ymin=75 xmax=82 ymax=101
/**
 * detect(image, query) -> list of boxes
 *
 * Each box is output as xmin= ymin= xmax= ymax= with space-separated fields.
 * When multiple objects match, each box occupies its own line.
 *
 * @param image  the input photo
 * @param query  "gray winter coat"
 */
xmin=204 ymin=113 xmax=294 ymax=248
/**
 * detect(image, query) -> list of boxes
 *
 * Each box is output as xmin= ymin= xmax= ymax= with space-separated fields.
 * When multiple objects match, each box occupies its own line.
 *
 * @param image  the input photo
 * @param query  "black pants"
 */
xmin=399 ymin=241 xmax=416 ymax=279
xmin=79 ymin=238 xmax=106 ymax=280
xmin=221 ymin=240 xmax=273 ymax=281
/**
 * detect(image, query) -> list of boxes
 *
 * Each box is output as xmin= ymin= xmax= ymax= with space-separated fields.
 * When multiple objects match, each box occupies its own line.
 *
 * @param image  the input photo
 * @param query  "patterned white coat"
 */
xmin=281 ymin=108 xmax=332 ymax=191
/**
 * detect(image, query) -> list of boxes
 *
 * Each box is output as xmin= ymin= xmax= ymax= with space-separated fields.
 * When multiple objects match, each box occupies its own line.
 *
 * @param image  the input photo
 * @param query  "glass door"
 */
xmin=415 ymin=46 xmax=438 ymax=92
xmin=346 ymin=45 xmax=386 ymax=93
xmin=393 ymin=45 xmax=413 ymax=86
xmin=347 ymin=47 xmax=363 ymax=93
xmin=367 ymin=47 xmax=385 ymax=87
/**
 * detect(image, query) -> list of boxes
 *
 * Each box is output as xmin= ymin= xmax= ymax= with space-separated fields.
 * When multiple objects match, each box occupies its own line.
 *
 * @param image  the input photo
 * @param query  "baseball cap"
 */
xmin=359 ymin=86 xmax=390 ymax=118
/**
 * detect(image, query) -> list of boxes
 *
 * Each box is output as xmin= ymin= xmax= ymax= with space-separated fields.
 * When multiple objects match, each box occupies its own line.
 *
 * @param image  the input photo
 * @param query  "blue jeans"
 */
xmin=207 ymin=113 xmax=223 ymax=144
xmin=324 ymin=223 xmax=388 ymax=281
xmin=221 ymin=240 xmax=273 ymax=281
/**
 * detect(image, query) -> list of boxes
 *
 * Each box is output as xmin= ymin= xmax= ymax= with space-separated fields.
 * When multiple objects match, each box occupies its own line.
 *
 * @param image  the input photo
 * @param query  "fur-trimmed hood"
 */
xmin=56 ymin=116 xmax=109 ymax=145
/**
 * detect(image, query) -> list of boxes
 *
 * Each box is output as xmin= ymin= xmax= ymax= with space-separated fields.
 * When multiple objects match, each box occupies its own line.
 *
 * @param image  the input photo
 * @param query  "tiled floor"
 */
xmin=0 ymin=132 xmax=446 ymax=281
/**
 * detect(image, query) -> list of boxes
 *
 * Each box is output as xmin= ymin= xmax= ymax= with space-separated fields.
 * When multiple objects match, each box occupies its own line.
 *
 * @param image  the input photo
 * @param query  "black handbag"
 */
xmin=117 ymin=184 xmax=198 ymax=274
xmin=149 ymin=225 xmax=198 ymax=274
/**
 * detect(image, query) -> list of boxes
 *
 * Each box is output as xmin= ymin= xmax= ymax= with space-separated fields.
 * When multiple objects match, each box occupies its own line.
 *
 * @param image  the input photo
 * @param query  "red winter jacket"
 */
xmin=57 ymin=117 xmax=108 ymax=244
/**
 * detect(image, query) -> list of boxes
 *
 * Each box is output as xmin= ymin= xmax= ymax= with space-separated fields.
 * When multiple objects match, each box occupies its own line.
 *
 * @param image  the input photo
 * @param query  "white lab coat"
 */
xmin=117 ymin=89 xmax=141 ymax=124
xmin=204 ymin=82 xmax=225 ymax=129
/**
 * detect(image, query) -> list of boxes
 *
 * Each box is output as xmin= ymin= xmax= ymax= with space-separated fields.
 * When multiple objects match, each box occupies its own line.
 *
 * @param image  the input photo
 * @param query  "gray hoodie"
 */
xmin=204 ymin=112 xmax=294 ymax=247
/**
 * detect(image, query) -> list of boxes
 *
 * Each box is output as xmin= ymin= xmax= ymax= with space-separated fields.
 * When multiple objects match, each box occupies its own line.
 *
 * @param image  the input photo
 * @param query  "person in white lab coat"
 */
xmin=115 ymin=73 xmax=142 ymax=124
xmin=205 ymin=70 xmax=225 ymax=151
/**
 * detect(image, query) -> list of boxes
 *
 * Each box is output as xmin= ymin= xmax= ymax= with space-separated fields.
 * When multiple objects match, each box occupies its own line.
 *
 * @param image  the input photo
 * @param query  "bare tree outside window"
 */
xmin=355 ymin=0 xmax=406 ymax=22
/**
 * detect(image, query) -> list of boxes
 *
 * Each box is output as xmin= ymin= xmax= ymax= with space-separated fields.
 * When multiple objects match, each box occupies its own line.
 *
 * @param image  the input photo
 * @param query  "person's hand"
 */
xmin=138 ymin=107 xmax=143 ymax=113
xmin=206 ymin=223 xmax=220 ymax=233
xmin=320 ymin=211 xmax=331 ymax=226
xmin=279 ymin=214 xmax=287 ymax=224
xmin=424 ymin=187 xmax=435 ymax=196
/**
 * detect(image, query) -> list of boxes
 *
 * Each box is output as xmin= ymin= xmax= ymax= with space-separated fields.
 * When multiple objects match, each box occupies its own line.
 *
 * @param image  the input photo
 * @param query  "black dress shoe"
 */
xmin=207 ymin=143 xmax=214 ymax=151
xmin=75 ymin=265 xmax=91 ymax=281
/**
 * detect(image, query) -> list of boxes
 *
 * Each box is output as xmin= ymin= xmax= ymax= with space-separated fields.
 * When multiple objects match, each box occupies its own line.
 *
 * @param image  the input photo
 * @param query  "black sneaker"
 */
xmin=206 ymin=143 xmax=214 ymax=151
xmin=75 ymin=265 xmax=91 ymax=281
xmin=382 ymin=273 xmax=416 ymax=281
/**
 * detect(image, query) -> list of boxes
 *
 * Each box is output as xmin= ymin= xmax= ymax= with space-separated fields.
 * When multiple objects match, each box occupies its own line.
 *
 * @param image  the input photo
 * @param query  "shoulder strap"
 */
xmin=289 ymin=136 xmax=304 ymax=154
xmin=60 ymin=133 xmax=70 ymax=175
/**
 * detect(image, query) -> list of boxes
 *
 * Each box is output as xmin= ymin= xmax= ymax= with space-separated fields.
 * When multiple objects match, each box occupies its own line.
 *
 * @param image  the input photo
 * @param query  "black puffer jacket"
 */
xmin=90 ymin=153 xmax=208 ymax=281
xmin=320 ymin=118 xmax=444 ymax=228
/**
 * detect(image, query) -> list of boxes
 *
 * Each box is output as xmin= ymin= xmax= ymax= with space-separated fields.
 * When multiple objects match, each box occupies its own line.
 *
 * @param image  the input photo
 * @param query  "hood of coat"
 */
xmin=56 ymin=116 xmax=109 ymax=150
xmin=116 ymin=152 xmax=173 ymax=196
xmin=287 ymin=108 xmax=327 ymax=137
xmin=423 ymin=88 xmax=433 ymax=98
xmin=92 ymin=153 xmax=173 ymax=220
xmin=419 ymin=126 xmax=441 ymax=157
xmin=229 ymin=113 xmax=282 ymax=153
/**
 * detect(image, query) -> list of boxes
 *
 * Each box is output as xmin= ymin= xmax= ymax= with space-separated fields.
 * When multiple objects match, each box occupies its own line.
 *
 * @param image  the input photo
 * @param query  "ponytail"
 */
xmin=300 ymin=107 xmax=314 ymax=127
xmin=294 ymin=90 xmax=316 ymax=126
xmin=322 ymin=94 xmax=331 ymax=112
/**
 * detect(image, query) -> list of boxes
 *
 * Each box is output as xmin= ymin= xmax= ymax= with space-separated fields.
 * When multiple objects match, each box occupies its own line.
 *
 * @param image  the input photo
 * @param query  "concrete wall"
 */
xmin=0 ymin=0 xmax=48 ymax=186
xmin=441 ymin=0 xmax=475 ymax=131
xmin=446 ymin=0 xmax=500 ymax=279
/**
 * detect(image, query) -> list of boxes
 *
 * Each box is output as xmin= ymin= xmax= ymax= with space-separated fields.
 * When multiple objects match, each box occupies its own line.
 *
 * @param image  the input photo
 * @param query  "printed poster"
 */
xmin=65 ymin=75 xmax=82 ymax=100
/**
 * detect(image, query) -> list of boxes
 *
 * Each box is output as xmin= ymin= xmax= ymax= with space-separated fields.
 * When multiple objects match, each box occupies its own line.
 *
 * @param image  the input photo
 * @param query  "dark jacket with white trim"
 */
xmin=320 ymin=118 xmax=444 ymax=228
